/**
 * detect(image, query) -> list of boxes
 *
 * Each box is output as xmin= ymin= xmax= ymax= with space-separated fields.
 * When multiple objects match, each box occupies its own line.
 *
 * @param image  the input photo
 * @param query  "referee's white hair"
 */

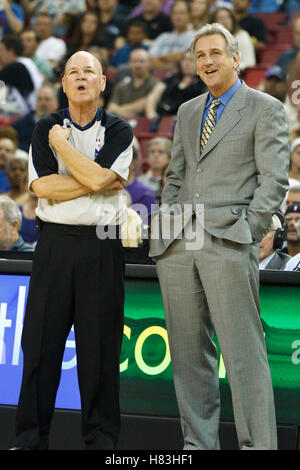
xmin=0 ymin=195 xmax=22 ymax=227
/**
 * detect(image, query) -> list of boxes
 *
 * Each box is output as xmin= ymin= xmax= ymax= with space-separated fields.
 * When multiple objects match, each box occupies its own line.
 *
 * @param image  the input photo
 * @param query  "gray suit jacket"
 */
xmin=149 ymin=82 xmax=290 ymax=257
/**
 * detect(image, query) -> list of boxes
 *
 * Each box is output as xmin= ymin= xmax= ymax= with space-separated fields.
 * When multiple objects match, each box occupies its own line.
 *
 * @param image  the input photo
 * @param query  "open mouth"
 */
xmin=205 ymin=70 xmax=217 ymax=76
xmin=77 ymin=85 xmax=86 ymax=91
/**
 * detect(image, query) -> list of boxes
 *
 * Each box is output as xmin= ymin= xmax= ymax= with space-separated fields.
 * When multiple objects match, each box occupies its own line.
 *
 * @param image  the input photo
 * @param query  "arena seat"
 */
xmin=259 ymin=44 xmax=291 ymax=66
xmin=253 ymin=12 xmax=286 ymax=31
xmin=244 ymin=66 xmax=267 ymax=89
xmin=158 ymin=115 xmax=176 ymax=138
xmin=274 ymin=28 xmax=294 ymax=46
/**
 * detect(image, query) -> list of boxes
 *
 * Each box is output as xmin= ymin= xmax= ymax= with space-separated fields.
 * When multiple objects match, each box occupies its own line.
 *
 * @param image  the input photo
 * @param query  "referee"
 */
xmin=10 ymin=51 xmax=133 ymax=450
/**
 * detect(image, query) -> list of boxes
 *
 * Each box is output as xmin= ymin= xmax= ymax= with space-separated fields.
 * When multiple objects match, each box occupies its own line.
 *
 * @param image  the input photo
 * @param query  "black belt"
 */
xmin=35 ymin=217 xmax=120 ymax=238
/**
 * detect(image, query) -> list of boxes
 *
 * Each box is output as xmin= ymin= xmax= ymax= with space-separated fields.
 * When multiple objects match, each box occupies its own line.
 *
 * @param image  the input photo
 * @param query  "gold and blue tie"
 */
xmin=200 ymin=99 xmax=221 ymax=153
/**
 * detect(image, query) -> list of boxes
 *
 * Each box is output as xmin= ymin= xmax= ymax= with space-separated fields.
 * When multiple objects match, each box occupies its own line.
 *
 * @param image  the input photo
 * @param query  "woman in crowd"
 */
xmin=146 ymin=50 xmax=206 ymax=119
xmin=190 ymin=0 xmax=211 ymax=30
xmin=3 ymin=156 xmax=29 ymax=206
xmin=211 ymin=7 xmax=256 ymax=71
xmin=138 ymin=136 xmax=171 ymax=196
xmin=68 ymin=10 xmax=110 ymax=54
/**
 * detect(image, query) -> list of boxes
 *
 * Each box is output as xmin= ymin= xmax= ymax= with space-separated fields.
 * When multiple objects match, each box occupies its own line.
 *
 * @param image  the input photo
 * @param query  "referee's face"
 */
xmin=62 ymin=52 xmax=106 ymax=106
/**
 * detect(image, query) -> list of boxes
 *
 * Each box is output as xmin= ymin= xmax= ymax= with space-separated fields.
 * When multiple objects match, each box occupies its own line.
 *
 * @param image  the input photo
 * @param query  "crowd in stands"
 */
xmin=0 ymin=0 xmax=300 ymax=270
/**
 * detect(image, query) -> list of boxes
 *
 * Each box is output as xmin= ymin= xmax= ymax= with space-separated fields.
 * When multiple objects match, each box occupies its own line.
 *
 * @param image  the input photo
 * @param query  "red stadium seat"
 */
xmin=127 ymin=116 xmax=153 ymax=138
xmin=158 ymin=115 xmax=176 ymax=138
xmin=259 ymin=44 xmax=290 ymax=66
xmin=253 ymin=12 xmax=286 ymax=31
xmin=244 ymin=66 xmax=267 ymax=89
xmin=274 ymin=28 xmax=294 ymax=46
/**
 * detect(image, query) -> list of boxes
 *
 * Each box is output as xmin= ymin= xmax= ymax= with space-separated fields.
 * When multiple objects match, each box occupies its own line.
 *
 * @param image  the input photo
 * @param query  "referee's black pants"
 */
xmin=14 ymin=222 xmax=125 ymax=450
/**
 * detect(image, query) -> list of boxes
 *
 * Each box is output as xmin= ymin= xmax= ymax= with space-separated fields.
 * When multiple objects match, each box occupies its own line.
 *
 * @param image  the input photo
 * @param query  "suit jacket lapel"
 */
xmin=197 ymin=82 xmax=248 ymax=162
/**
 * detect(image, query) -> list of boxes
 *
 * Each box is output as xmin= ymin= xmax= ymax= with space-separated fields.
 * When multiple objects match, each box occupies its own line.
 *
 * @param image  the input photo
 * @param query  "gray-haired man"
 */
xmin=150 ymin=23 xmax=290 ymax=450
xmin=0 ymin=195 xmax=33 ymax=252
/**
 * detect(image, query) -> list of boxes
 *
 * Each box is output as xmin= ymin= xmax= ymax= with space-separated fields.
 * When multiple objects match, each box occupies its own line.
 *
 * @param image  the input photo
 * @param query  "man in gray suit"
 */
xmin=149 ymin=23 xmax=290 ymax=450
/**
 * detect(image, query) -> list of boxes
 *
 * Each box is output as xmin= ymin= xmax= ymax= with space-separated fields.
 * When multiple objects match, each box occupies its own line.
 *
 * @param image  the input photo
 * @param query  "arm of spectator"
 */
xmin=20 ymin=0 xmax=39 ymax=15
xmin=150 ymin=52 xmax=184 ymax=69
xmin=3 ymin=0 xmax=24 ymax=33
xmin=145 ymin=81 xmax=167 ymax=119
xmin=107 ymin=98 xmax=148 ymax=119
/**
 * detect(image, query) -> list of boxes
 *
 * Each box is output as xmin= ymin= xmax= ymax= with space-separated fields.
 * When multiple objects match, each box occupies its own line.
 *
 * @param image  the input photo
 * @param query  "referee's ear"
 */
xmin=100 ymin=74 xmax=106 ymax=92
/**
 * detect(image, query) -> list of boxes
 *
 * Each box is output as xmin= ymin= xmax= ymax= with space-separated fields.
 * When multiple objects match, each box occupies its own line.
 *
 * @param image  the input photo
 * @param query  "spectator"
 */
xmin=125 ymin=146 xmax=156 ymax=220
xmin=22 ymin=0 xmax=87 ymax=38
xmin=12 ymin=84 xmax=58 ymax=152
xmin=0 ymin=0 xmax=24 ymax=40
xmin=276 ymin=16 xmax=300 ymax=78
xmin=0 ymin=135 xmax=16 ymax=192
xmin=129 ymin=0 xmax=174 ymax=19
xmin=107 ymin=48 xmax=160 ymax=118
xmin=2 ymin=155 xmax=29 ymax=206
xmin=0 ymin=125 xmax=27 ymax=158
xmin=95 ymin=0 xmax=127 ymax=49
xmin=190 ymin=0 xmax=211 ymax=30
xmin=289 ymin=138 xmax=300 ymax=187
xmin=284 ymin=252 xmax=300 ymax=271
xmin=88 ymin=46 xmax=113 ymax=108
xmin=149 ymin=0 xmax=195 ymax=69
xmin=19 ymin=191 xmax=39 ymax=245
xmin=146 ymin=50 xmax=206 ymax=119
xmin=34 ymin=13 xmax=67 ymax=66
xmin=0 ymin=34 xmax=43 ymax=115
xmin=286 ymin=185 xmax=300 ymax=208
xmin=283 ymin=56 xmax=300 ymax=134
xmin=259 ymin=213 xmax=290 ymax=270
xmin=260 ymin=66 xmax=287 ymax=103
xmin=68 ymin=10 xmax=110 ymax=55
xmin=0 ymin=195 xmax=33 ymax=251
xmin=232 ymin=0 xmax=267 ymax=52
xmin=210 ymin=0 xmax=234 ymax=11
xmin=110 ymin=19 xmax=149 ymax=68
xmin=137 ymin=136 xmax=171 ymax=194
xmin=212 ymin=7 xmax=256 ymax=71
xmin=283 ymin=203 xmax=300 ymax=257
xmin=133 ymin=0 xmax=172 ymax=41
xmin=20 ymin=29 xmax=55 ymax=81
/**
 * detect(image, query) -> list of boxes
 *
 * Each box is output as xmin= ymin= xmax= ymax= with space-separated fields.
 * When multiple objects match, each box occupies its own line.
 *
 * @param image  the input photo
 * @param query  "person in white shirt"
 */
xmin=212 ymin=6 xmax=256 ymax=71
xmin=149 ymin=0 xmax=196 ymax=69
xmin=34 ymin=12 xmax=67 ymax=65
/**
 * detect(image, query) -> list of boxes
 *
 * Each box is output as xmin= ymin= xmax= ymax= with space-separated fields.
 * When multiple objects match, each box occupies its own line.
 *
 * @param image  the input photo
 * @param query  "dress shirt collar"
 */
xmin=205 ymin=78 xmax=242 ymax=109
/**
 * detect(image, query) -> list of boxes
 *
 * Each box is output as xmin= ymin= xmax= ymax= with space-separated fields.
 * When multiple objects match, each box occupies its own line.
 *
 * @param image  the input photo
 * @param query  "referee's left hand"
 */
xmin=49 ymin=125 xmax=71 ymax=148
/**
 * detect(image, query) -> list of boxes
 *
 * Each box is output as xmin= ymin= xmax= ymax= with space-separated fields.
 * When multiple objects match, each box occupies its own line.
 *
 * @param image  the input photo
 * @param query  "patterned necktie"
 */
xmin=200 ymin=99 xmax=221 ymax=153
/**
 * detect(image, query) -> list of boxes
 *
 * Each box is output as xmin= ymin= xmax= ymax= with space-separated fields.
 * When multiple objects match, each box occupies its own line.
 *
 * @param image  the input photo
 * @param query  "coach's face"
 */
xmin=195 ymin=34 xmax=239 ymax=97
xmin=62 ymin=52 xmax=106 ymax=106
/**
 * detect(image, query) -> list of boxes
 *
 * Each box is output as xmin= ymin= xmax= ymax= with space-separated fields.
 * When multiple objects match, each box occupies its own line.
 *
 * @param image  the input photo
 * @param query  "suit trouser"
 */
xmin=14 ymin=222 xmax=125 ymax=450
xmin=156 ymin=221 xmax=277 ymax=450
